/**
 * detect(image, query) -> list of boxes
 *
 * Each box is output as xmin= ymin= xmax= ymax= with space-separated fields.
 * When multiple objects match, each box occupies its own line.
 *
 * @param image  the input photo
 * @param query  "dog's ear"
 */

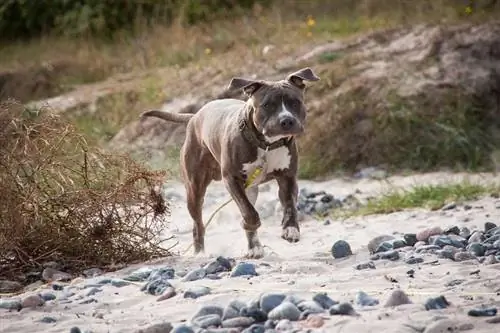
xmin=286 ymin=67 xmax=320 ymax=89
xmin=228 ymin=77 xmax=263 ymax=96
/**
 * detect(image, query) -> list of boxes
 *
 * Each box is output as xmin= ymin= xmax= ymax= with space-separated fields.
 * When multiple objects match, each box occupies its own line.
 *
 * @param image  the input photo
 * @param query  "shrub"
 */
xmin=0 ymin=100 xmax=172 ymax=282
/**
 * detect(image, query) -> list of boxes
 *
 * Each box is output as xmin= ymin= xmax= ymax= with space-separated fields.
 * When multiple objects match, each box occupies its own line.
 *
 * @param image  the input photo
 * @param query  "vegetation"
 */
xmin=0 ymin=101 xmax=172 ymax=283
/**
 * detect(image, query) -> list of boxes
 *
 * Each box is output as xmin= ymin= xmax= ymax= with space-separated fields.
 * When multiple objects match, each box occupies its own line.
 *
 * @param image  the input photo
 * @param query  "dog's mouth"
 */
xmin=262 ymin=126 xmax=304 ymax=141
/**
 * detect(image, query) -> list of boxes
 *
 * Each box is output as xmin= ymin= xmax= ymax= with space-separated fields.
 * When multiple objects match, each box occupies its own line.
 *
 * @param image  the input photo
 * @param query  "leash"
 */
xmin=181 ymin=149 xmax=268 ymax=255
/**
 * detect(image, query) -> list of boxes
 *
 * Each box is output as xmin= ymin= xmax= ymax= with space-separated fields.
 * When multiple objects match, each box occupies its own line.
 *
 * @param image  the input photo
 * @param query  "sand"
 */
xmin=2 ymin=171 xmax=500 ymax=333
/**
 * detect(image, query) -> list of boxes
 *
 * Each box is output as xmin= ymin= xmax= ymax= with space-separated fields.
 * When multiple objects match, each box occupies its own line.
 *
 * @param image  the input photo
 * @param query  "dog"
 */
xmin=141 ymin=67 xmax=320 ymax=258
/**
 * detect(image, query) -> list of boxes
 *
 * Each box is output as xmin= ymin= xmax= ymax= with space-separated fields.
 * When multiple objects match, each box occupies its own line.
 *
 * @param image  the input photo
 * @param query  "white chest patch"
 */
xmin=242 ymin=146 xmax=291 ymax=186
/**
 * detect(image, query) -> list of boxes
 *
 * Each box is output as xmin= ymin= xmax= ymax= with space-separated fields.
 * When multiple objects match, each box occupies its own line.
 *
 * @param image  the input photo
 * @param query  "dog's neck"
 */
xmin=239 ymin=102 xmax=292 ymax=151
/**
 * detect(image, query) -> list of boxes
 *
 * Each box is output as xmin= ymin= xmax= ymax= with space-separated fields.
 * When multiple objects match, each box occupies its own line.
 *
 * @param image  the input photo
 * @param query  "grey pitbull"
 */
xmin=141 ymin=68 xmax=320 ymax=258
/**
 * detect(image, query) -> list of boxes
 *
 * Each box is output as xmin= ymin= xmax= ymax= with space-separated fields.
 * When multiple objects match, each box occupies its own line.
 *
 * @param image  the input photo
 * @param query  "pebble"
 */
xmin=0 ymin=280 xmax=23 ymax=293
xmin=415 ymin=245 xmax=441 ymax=254
xmin=40 ymin=292 xmax=57 ymax=301
xmin=403 ymin=233 xmax=418 ymax=247
xmin=331 ymin=240 xmax=352 ymax=258
xmin=485 ymin=222 xmax=497 ymax=232
xmin=41 ymin=268 xmax=72 ymax=282
xmin=69 ymin=327 xmax=82 ymax=333
xmin=110 ymin=279 xmax=130 ymax=288
xmin=51 ymin=283 xmax=64 ymax=291
xmin=240 ymin=307 xmax=268 ymax=322
xmin=267 ymin=301 xmax=301 ymax=321
xmin=384 ymin=290 xmax=412 ymax=307
xmin=21 ymin=294 xmax=45 ymax=308
xmin=156 ymin=287 xmax=177 ymax=301
xmin=192 ymin=305 xmax=224 ymax=320
xmin=443 ymin=226 xmax=460 ymax=236
xmin=223 ymin=300 xmax=246 ymax=320
xmin=437 ymin=245 xmax=459 ymax=260
xmin=367 ymin=235 xmax=395 ymax=254
xmin=204 ymin=256 xmax=233 ymax=274
xmin=454 ymin=251 xmax=477 ymax=262
xmin=141 ymin=278 xmax=172 ymax=296
xmin=460 ymin=227 xmax=471 ymax=239
xmin=171 ymin=324 xmax=195 ymax=333
xmin=230 ymin=262 xmax=258 ymax=277
xmin=182 ymin=268 xmax=206 ymax=282
xmin=467 ymin=243 xmax=486 ymax=256
xmin=85 ymin=287 xmax=102 ymax=297
xmin=312 ymin=293 xmax=338 ymax=309
xmin=416 ymin=226 xmax=443 ymax=242
xmin=302 ymin=314 xmax=325 ymax=328
xmin=260 ymin=293 xmax=286 ymax=313
xmin=467 ymin=306 xmax=497 ymax=317
xmin=467 ymin=231 xmax=483 ymax=244
xmin=242 ymin=324 xmax=266 ymax=333
xmin=0 ymin=298 xmax=22 ymax=310
xmin=296 ymin=300 xmax=325 ymax=314
xmin=39 ymin=316 xmax=57 ymax=323
xmin=424 ymin=295 xmax=450 ymax=310
xmin=405 ymin=255 xmax=424 ymax=264
xmin=274 ymin=319 xmax=293 ymax=331
xmin=135 ymin=322 xmax=174 ymax=333
xmin=429 ymin=235 xmax=466 ymax=248
xmin=184 ymin=286 xmax=211 ymax=299
xmin=148 ymin=267 xmax=175 ymax=281
xmin=329 ymin=302 xmax=356 ymax=316
xmin=371 ymin=249 xmax=400 ymax=261
xmin=222 ymin=316 xmax=255 ymax=328
xmin=192 ymin=314 xmax=222 ymax=328
xmin=355 ymin=291 xmax=379 ymax=306
xmin=354 ymin=261 xmax=376 ymax=270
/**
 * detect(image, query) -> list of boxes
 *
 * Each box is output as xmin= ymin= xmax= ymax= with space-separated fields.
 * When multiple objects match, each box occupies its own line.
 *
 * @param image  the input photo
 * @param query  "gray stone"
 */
xmin=267 ymin=301 xmax=301 ymax=321
xmin=384 ymin=290 xmax=412 ymax=307
xmin=221 ymin=316 xmax=255 ymax=328
xmin=403 ymin=233 xmax=418 ymax=247
xmin=454 ymin=251 xmax=477 ymax=262
xmin=242 ymin=324 xmax=266 ymax=333
xmin=423 ymin=319 xmax=457 ymax=333
xmin=468 ymin=231 xmax=484 ymax=244
xmin=355 ymin=291 xmax=379 ymax=306
xmin=467 ymin=243 xmax=486 ymax=257
xmin=21 ymin=294 xmax=45 ymax=308
xmin=230 ymin=263 xmax=258 ymax=277
xmin=484 ymin=222 xmax=497 ymax=232
xmin=274 ymin=319 xmax=293 ymax=331
xmin=182 ymin=268 xmax=206 ymax=282
xmin=367 ymin=235 xmax=395 ymax=254
xmin=41 ymin=268 xmax=72 ymax=282
xmin=354 ymin=261 xmax=376 ymax=270
xmin=192 ymin=314 xmax=222 ymax=328
xmin=40 ymin=292 xmax=56 ymax=301
xmin=141 ymin=278 xmax=172 ymax=296
xmin=171 ymin=324 xmax=195 ymax=333
xmin=405 ymin=255 xmax=424 ymax=264
xmin=312 ymin=292 xmax=337 ymax=309
xmin=0 ymin=299 xmax=22 ymax=310
xmin=85 ymin=287 xmax=102 ymax=297
xmin=296 ymin=300 xmax=324 ymax=314
xmin=192 ymin=305 xmax=224 ymax=320
xmin=329 ymin=302 xmax=356 ymax=315
xmin=39 ymin=316 xmax=57 ymax=323
xmin=331 ymin=240 xmax=352 ymax=258
xmin=222 ymin=300 xmax=247 ymax=320
xmin=260 ymin=293 xmax=286 ymax=313
xmin=184 ymin=286 xmax=211 ymax=299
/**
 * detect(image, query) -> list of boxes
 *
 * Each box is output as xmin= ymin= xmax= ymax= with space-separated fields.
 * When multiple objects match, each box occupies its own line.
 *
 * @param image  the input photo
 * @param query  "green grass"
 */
xmin=337 ymin=182 xmax=499 ymax=218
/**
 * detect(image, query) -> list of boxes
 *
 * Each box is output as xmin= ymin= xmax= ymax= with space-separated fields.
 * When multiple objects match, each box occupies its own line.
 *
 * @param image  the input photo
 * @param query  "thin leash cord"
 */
xmin=181 ymin=162 xmax=266 ymax=255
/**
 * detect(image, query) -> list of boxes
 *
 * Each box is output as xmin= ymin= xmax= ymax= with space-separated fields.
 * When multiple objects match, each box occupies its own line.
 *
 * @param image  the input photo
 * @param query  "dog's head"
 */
xmin=228 ymin=68 xmax=320 ymax=142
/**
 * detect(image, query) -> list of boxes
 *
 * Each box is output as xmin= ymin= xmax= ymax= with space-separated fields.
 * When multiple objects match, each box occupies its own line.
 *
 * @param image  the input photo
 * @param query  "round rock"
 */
xmin=331 ymin=240 xmax=353 ymax=259
xmin=267 ymin=301 xmax=301 ymax=321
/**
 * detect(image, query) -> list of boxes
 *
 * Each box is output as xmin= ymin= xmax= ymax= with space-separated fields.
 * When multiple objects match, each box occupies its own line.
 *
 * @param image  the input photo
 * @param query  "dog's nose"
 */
xmin=280 ymin=116 xmax=296 ymax=131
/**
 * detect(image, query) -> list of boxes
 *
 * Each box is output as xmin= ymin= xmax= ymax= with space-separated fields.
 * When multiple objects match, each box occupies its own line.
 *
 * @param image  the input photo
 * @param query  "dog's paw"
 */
xmin=281 ymin=226 xmax=300 ymax=243
xmin=245 ymin=245 xmax=265 ymax=259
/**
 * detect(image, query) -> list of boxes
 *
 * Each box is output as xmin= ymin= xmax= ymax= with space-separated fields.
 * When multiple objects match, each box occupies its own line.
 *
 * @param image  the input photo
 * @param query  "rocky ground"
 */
xmin=1 ymin=172 xmax=500 ymax=333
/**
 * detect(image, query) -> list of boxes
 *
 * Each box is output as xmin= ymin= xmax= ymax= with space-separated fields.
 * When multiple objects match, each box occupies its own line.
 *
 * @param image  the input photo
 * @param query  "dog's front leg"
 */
xmin=277 ymin=175 xmax=300 ymax=243
xmin=223 ymin=175 xmax=264 ymax=259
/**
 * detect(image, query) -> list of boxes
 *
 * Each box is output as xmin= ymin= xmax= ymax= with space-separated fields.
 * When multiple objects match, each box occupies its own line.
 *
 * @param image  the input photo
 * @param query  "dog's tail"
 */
xmin=141 ymin=110 xmax=193 ymax=123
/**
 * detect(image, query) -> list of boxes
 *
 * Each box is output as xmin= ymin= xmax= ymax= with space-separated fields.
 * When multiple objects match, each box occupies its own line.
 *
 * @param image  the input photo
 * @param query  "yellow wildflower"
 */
xmin=204 ymin=48 xmax=212 ymax=55
xmin=465 ymin=6 xmax=472 ymax=15
xmin=306 ymin=15 xmax=316 ymax=27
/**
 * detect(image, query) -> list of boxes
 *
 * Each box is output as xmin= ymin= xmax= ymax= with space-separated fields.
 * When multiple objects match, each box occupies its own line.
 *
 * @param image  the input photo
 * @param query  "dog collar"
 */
xmin=239 ymin=109 xmax=293 ymax=151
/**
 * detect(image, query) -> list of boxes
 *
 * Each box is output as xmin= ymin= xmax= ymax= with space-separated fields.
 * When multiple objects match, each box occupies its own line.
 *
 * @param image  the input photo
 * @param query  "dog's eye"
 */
xmin=289 ymin=100 xmax=300 ymax=109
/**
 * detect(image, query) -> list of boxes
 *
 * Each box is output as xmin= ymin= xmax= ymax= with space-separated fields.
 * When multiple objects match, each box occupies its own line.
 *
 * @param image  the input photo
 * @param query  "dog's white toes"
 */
xmin=245 ymin=245 xmax=265 ymax=259
xmin=281 ymin=226 xmax=300 ymax=243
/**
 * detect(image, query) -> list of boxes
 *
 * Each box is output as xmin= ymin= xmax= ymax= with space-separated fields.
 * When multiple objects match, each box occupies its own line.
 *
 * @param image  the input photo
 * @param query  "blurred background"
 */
xmin=1 ymin=0 xmax=500 ymax=179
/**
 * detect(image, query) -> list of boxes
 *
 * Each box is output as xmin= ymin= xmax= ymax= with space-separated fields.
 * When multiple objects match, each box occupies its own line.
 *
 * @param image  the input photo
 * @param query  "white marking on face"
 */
xmin=280 ymin=101 xmax=294 ymax=118
xmin=241 ymin=146 xmax=291 ymax=186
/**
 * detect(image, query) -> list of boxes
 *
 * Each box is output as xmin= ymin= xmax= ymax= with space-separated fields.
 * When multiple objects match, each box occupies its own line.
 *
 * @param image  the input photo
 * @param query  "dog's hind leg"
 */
xmin=181 ymin=140 xmax=212 ymax=255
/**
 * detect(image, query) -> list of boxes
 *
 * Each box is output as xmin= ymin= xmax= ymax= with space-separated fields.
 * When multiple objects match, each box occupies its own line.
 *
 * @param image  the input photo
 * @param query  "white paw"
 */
xmin=281 ymin=226 xmax=300 ymax=243
xmin=245 ymin=245 xmax=265 ymax=259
